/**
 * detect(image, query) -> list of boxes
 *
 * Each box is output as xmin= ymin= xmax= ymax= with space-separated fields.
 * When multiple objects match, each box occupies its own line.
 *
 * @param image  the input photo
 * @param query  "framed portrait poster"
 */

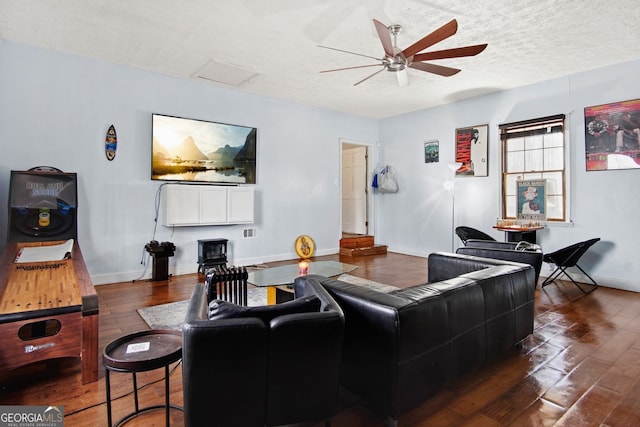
xmin=584 ymin=98 xmax=640 ymax=171
xmin=424 ymin=140 xmax=439 ymax=163
xmin=455 ymin=124 xmax=488 ymax=176
xmin=517 ymin=179 xmax=547 ymax=221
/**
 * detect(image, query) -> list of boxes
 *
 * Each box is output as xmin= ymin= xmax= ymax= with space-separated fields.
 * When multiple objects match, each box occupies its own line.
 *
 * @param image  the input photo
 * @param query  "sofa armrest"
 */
xmin=184 ymin=283 xmax=208 ymax=323
xmin=294 ymin=275 xmax=344 ymax=316
xmin=428 ymin=252 xmax=516 ymax=282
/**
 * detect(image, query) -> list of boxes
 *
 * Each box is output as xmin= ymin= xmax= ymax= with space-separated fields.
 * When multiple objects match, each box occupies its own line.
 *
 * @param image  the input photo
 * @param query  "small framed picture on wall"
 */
xmin=424 ymin=140 xmax=439 ymax=163
xmin=455 ymin=124 xmax=488 ymax=176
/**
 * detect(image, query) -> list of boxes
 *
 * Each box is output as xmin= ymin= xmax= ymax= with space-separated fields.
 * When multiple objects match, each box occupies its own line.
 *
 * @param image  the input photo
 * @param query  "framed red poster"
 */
xmin=584 ymin=98 xmax=640 ymax=171
xmin=455 ymin=124 xmax=488 ymax=176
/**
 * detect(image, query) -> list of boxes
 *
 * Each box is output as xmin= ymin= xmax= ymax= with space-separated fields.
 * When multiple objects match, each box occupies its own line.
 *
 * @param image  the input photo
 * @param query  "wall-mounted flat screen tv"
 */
xmin=151 ymin=114 xmax=257 ymax=184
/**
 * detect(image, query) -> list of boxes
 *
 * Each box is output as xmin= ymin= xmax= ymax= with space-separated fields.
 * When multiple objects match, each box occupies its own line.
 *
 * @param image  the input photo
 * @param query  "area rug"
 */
xmin=137 ymin=275 xmax=397 ymax=331
xmin=137 ymin=300 xmax=190 ymax=331
xmin=137 ymin=287 xmax=267 ymax=331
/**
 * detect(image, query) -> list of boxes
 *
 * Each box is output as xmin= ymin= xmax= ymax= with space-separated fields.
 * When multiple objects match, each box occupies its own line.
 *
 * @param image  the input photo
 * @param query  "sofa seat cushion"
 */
xmin=208 ymin=295 xmax=321 ymax=324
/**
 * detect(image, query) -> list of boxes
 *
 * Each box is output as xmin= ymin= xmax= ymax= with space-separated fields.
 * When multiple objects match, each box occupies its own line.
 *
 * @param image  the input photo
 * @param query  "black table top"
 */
xmin=103 ymin=329 xmax=182 ymax=373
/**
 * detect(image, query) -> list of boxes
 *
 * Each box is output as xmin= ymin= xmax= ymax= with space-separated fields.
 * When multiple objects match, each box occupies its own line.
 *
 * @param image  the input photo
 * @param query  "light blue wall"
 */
xmin=1 ymin=39 xmax=638 ymax=291
xmin=378 ymin=58 xmax=640 ymax=291
xmin=0 ymin=40 xmax=378 ymax=284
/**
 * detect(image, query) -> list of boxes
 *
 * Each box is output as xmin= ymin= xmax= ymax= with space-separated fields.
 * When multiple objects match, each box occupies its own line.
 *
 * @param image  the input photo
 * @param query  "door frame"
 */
xmin=340 ymin=138 xmax=376 ymax=237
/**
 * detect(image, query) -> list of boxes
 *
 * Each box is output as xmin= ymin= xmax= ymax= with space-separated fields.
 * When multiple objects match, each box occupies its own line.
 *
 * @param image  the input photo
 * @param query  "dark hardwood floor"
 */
xmin=2 ymin=251 xmax=640 ymax=426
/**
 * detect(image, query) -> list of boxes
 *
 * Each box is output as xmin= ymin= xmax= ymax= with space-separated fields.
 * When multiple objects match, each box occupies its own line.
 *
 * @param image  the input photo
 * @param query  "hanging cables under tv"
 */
xmin=152 ymin=182 xmax=167 ymax=241
xmin=134 ymin=183 xmax=168 ymax=282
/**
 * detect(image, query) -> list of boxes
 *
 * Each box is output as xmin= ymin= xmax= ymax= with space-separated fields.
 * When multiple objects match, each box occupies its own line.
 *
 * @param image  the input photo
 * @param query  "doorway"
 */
xmin=341 ymin=140 xmax=374 ymax=236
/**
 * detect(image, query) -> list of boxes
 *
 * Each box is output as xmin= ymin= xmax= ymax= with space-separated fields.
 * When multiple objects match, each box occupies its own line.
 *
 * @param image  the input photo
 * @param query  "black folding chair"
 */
xmin=455 ymin=226 xmax=496 ymax=245
xmin=541 ymin=238 xmax=600 ymax=294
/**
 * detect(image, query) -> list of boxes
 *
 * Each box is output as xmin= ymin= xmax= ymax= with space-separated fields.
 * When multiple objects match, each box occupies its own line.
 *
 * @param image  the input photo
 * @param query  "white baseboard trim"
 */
xmin=91 ymin=248 xmax=636 ymax=293
xmin=385 ymin=246 xmax=428 ymax=259
xmin=230 ymin=247 xmax=339 ymax=268
xmin=539 ymin=264 xmax=637 ymax=292
xmin=91 ymin=247 xmax=340 ymax=285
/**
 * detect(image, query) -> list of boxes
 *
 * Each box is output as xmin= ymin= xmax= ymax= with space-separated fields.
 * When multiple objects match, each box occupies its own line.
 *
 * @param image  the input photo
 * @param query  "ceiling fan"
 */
xmin=319 ymin=19 xmax=487 ymax=86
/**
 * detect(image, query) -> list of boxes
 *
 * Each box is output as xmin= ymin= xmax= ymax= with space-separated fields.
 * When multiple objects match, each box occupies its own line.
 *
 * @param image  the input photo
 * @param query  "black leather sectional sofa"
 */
xmin=295 ymin=252 xmax=536 ymax=426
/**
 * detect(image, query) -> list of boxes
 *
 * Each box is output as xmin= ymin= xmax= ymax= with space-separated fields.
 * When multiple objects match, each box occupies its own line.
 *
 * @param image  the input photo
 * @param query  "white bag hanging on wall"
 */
xmin=376 ymin=165 xmax=398 ymax=193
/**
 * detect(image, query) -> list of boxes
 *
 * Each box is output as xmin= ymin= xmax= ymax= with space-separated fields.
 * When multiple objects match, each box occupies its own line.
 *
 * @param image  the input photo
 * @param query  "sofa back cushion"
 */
xmin=428 ymin=252 xmax=523 ymax=282
xmin=208 ymin=295 xmax=321 ymax=325
xmin=456 ymin=246 xmax=543 ymax=283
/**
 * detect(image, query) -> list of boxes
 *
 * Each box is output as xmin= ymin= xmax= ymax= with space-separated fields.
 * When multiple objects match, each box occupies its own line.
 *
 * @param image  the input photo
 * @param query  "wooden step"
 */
xmin=340 ymin=244 xmax=388 ymax=257
xmin=340 ymin=234 xmax=375 ymax=249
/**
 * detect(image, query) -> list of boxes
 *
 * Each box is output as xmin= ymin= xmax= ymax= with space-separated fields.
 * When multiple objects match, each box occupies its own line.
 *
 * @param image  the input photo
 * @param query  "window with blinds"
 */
xmin=500 ymin=114 xmax=566 ymax=222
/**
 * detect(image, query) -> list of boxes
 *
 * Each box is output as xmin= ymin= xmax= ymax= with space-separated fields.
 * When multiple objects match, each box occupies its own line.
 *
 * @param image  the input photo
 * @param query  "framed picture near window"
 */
xmin=517 ymin=179 xmax=547 ymax=221
xmin=424 ymin=140 xmax=439 ymax=163
xmin=455 ymin=124 xmax=488 ymax=176
xmin=584 ymin=98 xmax=640 ymax=171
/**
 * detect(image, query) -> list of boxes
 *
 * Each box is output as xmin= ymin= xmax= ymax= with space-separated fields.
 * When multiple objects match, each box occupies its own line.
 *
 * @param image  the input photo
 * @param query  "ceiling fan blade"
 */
xmin=320 ymin=64 xmax=383 ymax=73
xmin=318 ymin=45 xmax=382 ymax=62
xmin=412 ymin=44 xmax=488 ymax=62
xmin=373 ymin=19 xmax=394 ymax=57
xmin=354 ymin=68 xmax=386 ymax=86
xmin=409 ymin=62 xmax=461 ymax=77
xmin=402 ymin=19 xmax=458 ymax=58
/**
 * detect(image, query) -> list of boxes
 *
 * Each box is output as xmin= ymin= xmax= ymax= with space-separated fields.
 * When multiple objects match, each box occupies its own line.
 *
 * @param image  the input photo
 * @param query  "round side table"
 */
xmin=103 ymin=329 xmax=183 ymax=427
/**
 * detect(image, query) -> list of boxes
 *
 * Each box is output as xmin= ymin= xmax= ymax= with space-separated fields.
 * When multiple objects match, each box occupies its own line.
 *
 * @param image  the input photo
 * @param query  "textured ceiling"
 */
xmin=1 ymin=0 xmax=640 ymax=118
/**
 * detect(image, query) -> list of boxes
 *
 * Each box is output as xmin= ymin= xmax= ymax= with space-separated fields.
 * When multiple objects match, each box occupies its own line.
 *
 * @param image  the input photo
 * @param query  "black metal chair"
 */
xmin=541 ymin=238 xmax=601 ymax=294
xmin=455 ymin=226 xmax=496 ymax=245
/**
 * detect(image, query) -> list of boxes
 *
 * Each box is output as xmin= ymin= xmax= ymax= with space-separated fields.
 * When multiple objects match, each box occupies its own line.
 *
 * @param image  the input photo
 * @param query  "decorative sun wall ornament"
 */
xmin=295 ymin=235 xmax=315 ymax=259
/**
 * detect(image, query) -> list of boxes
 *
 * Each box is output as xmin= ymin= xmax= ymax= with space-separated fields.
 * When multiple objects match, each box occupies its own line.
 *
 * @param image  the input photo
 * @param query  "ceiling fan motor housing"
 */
xmin=386 ymin=53 xmax=407 ymax=72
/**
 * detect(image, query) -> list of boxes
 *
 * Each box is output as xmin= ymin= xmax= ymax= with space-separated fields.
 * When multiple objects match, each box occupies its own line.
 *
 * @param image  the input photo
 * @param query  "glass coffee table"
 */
xmin=247 ymin=260 xmax=357 ymax=304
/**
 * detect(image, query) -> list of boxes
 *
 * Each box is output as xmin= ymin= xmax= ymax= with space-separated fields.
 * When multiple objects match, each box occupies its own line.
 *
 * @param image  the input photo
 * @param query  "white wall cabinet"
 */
xmin=163 ymin=184 xmax=254 ymax=226
xmin=227 ymin=186 xmax=255 ymax=223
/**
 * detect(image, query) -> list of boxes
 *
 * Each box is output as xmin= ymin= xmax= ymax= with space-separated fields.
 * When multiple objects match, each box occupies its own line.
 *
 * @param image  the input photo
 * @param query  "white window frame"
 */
xmin=500 ymin=114 xmax=568 ymax=222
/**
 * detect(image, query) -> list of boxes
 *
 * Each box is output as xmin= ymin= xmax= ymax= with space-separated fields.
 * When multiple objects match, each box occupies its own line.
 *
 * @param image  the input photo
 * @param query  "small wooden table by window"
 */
xmin=493 ymin=225 xmax=544 ymax=244
xmin=103 ymin=329 xmax=183 ymax=427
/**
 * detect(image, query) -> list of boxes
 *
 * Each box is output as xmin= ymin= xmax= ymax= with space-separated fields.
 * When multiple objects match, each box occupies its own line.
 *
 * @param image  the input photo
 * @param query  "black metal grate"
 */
xmin=205 ymin=265 xmax=248 ymax=306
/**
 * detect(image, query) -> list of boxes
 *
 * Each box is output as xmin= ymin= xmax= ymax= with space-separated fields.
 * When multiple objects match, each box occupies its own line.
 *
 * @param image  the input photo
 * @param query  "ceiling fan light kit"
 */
xmin=320 ymin=18 xmax=487 ymax=87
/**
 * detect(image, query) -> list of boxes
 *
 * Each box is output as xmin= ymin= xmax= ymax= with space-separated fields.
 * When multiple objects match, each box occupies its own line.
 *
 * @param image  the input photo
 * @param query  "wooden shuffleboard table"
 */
xmin=0 ymin=240 xmax=98 ymax=384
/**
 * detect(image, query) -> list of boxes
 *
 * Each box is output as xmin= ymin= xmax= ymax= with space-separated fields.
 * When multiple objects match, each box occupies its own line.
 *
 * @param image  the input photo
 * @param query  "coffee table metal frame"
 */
xmin=103 ymin=329 xmax=183 ymax=427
